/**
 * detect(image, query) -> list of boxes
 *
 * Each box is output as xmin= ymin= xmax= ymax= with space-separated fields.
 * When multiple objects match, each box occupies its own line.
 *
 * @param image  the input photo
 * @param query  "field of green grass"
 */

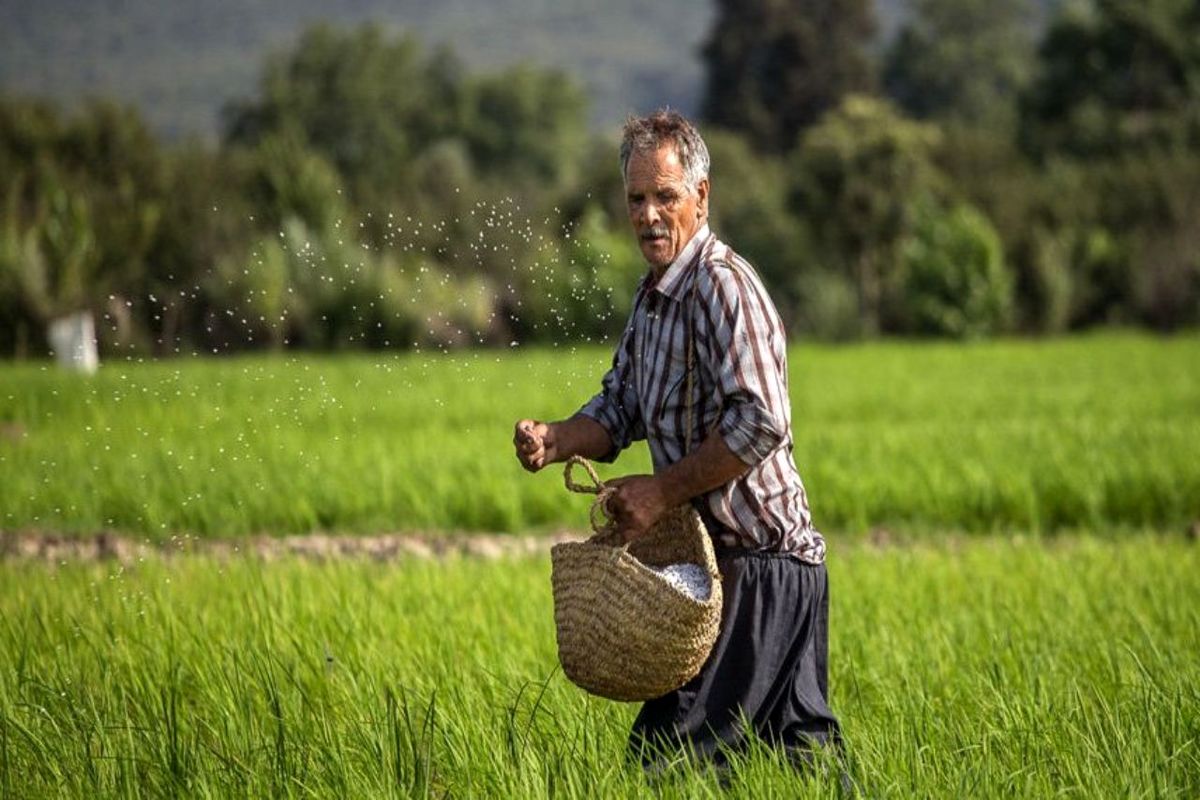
xmin=2 ymin=537 xmax=1197 ymax=797
xmin=1 ymin=332 xmax=1198 ymax=538
xmin=3 ymin=333 xmax=1198 ymax=797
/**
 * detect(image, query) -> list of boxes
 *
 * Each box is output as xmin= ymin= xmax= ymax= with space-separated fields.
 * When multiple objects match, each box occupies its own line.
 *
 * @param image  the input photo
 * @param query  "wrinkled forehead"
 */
xmin=623 ymin=144 xmax=688 ymax=189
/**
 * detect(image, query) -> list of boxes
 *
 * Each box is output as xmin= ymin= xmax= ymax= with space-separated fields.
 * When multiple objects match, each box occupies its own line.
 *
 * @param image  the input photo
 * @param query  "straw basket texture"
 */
xmin=550 ymin=457 xmax=723 ymax=702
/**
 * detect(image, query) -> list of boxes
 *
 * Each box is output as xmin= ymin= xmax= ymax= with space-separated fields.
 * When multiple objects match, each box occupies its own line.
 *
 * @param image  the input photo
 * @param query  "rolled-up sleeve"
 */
xmin=576 ymin=309 xmax=645 ymax=463
xmin=696 ymin=262 xmax=788 ymax=466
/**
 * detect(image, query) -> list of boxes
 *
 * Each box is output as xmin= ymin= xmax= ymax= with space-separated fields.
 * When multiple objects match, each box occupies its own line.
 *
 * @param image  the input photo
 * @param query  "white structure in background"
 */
xmin=47 ymin=311 xmax=99 ymax=374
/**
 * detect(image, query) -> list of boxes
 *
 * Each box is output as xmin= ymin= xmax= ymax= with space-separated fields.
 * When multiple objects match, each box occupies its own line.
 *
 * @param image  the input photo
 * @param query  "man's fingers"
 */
xmin=520 ymin=448 xmax=543 ymax=471
xmin=614 ymin=521 xmax=641 ymax=544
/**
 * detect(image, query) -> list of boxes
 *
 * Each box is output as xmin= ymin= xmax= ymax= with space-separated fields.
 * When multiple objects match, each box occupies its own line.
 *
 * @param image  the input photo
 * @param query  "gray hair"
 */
xmin=619 ymin=109 xmax=711 ymax=194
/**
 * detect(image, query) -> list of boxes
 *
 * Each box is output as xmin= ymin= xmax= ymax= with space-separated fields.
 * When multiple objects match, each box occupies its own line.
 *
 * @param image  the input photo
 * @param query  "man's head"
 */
xmin=620 ymin=110 xmax=710 ymax=273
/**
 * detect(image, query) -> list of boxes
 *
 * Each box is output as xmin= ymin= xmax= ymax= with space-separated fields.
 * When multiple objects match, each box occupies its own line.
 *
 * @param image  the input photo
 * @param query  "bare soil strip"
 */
xmin=0 ymin=529 xmax=584 ymax=565
xmin=5 ymin=525 xmax=1194 ymax=565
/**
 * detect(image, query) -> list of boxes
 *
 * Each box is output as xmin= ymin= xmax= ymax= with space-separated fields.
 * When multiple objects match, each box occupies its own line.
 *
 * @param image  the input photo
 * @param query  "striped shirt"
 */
xmin=578 ymin=225 xmax=826 ymax=564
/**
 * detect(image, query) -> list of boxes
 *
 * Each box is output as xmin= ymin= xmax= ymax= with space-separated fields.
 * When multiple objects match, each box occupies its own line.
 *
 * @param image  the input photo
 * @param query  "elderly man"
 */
xmin=513 ymin=110 xmax=842 ymax=772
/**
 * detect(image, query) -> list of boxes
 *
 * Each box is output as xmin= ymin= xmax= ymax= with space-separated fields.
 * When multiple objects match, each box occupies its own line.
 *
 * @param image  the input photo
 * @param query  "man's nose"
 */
xmin=642 ymin=202 xmax=661 ymax=226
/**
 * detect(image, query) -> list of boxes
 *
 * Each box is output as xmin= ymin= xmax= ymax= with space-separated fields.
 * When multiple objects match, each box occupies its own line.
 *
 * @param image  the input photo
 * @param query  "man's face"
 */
xmin=625 ymin=145 xmax=709 ymax=272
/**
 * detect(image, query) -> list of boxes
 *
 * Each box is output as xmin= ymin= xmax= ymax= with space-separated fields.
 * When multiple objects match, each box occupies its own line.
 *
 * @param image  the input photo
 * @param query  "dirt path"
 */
xmin=0 ymin=529 xmax=585 ymax=565
xmin=6 ymin=526 xmax=1193 ymax=565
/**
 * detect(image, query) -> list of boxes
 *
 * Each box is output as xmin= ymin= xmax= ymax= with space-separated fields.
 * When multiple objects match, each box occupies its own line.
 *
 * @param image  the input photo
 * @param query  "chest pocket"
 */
xmin=654 ymin=350 xmax=690 ymax=422
xmin=646 ymin=321 xmax=707 ymax=445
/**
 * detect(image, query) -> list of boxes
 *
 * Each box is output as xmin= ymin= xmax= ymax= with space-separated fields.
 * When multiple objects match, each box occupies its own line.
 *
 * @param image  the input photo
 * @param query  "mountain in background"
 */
xmin=0 ymin=0 xmax=1056 ymax=140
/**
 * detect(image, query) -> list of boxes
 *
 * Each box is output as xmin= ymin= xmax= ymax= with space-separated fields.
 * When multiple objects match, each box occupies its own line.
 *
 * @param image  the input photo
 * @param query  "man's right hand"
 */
xmin=514 ymin=419 xmax=557 ymax=472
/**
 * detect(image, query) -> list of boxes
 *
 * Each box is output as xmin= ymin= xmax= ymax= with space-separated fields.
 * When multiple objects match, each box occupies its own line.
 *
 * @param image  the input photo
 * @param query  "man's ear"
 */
xmin=696 ymin=177 xmax=710 ymax=220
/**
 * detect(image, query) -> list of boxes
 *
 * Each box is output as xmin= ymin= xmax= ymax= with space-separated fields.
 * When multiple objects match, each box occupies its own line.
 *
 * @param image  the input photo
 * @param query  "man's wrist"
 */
xmin=545 ymin=421 xmax=565 ymax=464
xmin=653 ymin=472 xmax=688 ymax=509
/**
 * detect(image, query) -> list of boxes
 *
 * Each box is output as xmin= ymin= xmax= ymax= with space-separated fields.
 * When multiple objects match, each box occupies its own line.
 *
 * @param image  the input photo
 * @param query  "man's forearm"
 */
xmin=549 ymin=415 xmax=614 ymax=462
xmin=655 ymin=432 xmax=750 ymax=507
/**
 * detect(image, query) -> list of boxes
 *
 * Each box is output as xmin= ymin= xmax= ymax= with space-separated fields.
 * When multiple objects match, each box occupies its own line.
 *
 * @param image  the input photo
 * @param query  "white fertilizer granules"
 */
xmin=648 ymin=563 xmax=711 ymax=601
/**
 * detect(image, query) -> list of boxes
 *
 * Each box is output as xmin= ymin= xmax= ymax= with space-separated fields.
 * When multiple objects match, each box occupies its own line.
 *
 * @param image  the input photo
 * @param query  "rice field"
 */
xmin=1 ymin=536 xmax=1197 ymax=798
xmin=1 ymin=332 xmax=1197 ymax=539
xmin=2 ymin=333 xmax=1198 ymax=797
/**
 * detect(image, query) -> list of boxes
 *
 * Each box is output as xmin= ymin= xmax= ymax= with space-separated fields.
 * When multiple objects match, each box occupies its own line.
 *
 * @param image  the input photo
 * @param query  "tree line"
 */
xmin=2 ymin=0 xmax=1198 ymax=357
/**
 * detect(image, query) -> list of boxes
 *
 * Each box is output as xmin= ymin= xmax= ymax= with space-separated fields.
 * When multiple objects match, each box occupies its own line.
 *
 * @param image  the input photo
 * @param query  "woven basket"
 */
xmin=550 ymin=457 xmax=723 ymax=702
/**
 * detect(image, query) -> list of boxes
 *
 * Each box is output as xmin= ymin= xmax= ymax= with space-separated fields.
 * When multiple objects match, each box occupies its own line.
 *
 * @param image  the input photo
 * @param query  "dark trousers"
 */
xmin=628 ymin=551 xmax=842 ymax=769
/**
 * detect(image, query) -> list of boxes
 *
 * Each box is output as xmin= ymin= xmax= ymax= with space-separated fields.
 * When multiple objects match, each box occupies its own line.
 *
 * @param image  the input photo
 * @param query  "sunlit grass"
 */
xmin=1 ymin=331 xmax=1197 ymax=538
xmin=1 ymin=536 xmax=1196 ymax=797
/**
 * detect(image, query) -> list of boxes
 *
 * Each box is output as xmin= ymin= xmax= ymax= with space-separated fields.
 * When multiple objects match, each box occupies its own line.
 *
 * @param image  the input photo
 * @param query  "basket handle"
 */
xmin=564 ymin=456 xmax=604 ymax=495
xmin=564 ymin=456 xmax=624 ymax=540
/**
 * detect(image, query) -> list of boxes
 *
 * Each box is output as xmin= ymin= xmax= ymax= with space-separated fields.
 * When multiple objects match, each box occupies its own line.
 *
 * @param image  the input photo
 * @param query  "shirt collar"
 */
xmin=647 ymin=223 xmax=710 ymax=302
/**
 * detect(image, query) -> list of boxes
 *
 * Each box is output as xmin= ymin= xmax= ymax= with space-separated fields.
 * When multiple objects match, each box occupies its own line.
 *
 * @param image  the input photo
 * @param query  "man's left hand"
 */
xmin=606 ymin=475 xmax=675 ymax=543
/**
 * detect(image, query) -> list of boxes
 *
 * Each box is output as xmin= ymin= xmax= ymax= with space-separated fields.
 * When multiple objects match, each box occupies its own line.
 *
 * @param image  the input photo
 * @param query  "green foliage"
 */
xmin=225 ymin=25 xmax=588 ymax=214
xmin=1007 ymin=149 xmax=1200 ymax=332
xmin=1092 ymin=153 xmax=1200 ymax=330
xmin=225 ymin=26 xmax=470 ymax=210
xmin=1022 ymin=0 xmax=1200 ymax=158
xmin=899 ymin=201 xmax=1014 ymax=337
xmin=243 ymin=131 xmax=348 ymax=233
xmin=1024 ymin=227 xmax=1076 ymax=333
xmin=559 ymin=205 xmax=645 ymax=341
xmin=884 ymin=0 xmax=1038 ymax=130
xmin=5 ymin=9 xmax=1200 ymax=354
xmin=0 ymin=0 xmax=717 ymax=139
xmin=1 ymin=539 xmax=1198 ymax=796
xmin=702 ymin=0 xmax=876 ymax=152
xmin=789 ymin=96 xmax=946 ymax=334
xmin=1 ymin=335 xmax=1197 ymax=537
xmin=0 ymin=100 xmax=166 ymax=353
xmin=794 ymin=270 xmax=863 ymax=341
xmin=704 ymin=130 xmax=811 ymax=326
xmin=466 ymin=65 xmax=588 ymax=189
xmin=210 ymin=23 xmax=605 ymax=350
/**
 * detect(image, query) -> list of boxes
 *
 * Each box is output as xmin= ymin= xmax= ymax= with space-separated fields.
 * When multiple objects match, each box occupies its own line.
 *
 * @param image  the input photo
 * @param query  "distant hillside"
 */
xmin=0 ymin=0 xmax=696 ymax=139
xmin=0 ymin=0 xmax=1056 ymax=140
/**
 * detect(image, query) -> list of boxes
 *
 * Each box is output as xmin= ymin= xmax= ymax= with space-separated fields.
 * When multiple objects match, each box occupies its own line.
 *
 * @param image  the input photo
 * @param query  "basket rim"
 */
xmin=551 ymin=540 xmax=721 ymax=609
xmin=552 ymin=505 xmax=719 ymax=567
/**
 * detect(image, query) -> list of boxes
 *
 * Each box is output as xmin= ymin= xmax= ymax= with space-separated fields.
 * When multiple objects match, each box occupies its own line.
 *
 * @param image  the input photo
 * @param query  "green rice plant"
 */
xmin=0 ymin=331 xmax=1197 ymax=538
xmin=0 ymin=536 xmax=1196 ymax=797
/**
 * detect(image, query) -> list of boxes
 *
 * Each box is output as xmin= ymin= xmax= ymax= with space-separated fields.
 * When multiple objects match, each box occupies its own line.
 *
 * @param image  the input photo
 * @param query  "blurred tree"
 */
xmin=931 ymin=127 xmax=1077 ymax=333
xmin=145 ymin=145 xmax=257 ymax=354
xmin=465 ymin=64 xmax=588 ymax=189
xmin=528 ymin=204 xmax=646 ymax=343
xmin=0 ymin=100 xmax=56 ymax=354
xmin=243 ymin=130 xmax=348 ymax=233
xmin=884 ymin=0 xmax=1038 ymax=131
xmin=789 ymin=96 xmax=946 ymax=334
xmin=0 ymin=179 xmax=47 ymax=355
xmin=225 ymin=24 xmax=588 ymax=217
xmin=0 ymin=97 xmax=61 ymax=184
xmin=702 ymin=0 xmax=875 ymax=153
xmin=1022 ymin=0 xmax=1200 ymax=157
xmin=225 ymin=26 xmax=471 ymax=211
xmin=899 ymin=200 xmax=1014 ymax=337
xmin=0 ymin=100 xmax=167 ymax=355
xmin=1103 ymin=152 xmax=1200 ymax=329
xmin=704 ymin=130 xmax=811 ymax=328
xmin=1017 ymin=0 xmax=1200 ymax=330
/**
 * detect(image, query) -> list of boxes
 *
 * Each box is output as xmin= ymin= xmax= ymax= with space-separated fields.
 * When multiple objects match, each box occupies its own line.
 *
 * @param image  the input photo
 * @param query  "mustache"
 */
xmin=640 ymin=226 xmax=669 ymax=239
